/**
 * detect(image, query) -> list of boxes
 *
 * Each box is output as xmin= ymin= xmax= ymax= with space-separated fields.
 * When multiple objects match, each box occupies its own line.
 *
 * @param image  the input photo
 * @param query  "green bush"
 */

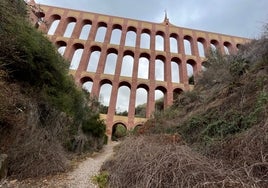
xmin=112 ymin=124 xmax=127 ymax=140
xmin=0 ymin=0 xmax=107 ymax=150
xmin=91 ymin=171 xmax=109 ymax=188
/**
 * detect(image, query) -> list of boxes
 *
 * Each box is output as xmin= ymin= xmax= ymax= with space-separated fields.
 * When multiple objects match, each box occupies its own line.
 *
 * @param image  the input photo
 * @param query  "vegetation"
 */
xmin=134 ymin=103 xmax=146 ymax=117
xmin=102 ymin=26 xmax=268 ymax=187
xmin=0 ymin=0 xmax=106 ymax=179
xmin=112 ymin=124 xmax=127 ymax=141
xmin=91 ymin=171 xmax=109 ymax=188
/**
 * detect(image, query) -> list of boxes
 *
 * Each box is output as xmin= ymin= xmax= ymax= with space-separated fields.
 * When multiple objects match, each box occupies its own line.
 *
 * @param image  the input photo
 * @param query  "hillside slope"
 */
xmin=102 ymin=28 xmax=268 ymax=187
xmin=0 ymin=0 xmax=106 ymax=179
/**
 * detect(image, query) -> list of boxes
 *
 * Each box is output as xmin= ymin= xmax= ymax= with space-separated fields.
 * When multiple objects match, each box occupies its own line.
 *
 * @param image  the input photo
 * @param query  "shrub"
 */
xmin=91 ymin=171 xmax=109 ymax=188
xmin=0 ymin=0 xmax=107 ymax=140
xmin=112 ymin=124 xmax=127 ymax=140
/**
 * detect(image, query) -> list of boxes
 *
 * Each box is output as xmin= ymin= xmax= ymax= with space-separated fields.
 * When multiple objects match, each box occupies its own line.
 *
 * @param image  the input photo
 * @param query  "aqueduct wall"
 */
xmin=28 ymin=1 xmax=250 ymax=135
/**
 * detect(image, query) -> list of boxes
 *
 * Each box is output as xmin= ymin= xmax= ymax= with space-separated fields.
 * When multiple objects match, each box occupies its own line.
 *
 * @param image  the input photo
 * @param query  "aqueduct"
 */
xmin=27 ymin=0 xmax=250 ymax=136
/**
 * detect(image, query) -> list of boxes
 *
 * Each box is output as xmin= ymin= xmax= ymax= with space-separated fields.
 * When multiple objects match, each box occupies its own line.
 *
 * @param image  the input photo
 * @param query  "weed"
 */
xmin=91 ymin=171 xmax=109 ymax=188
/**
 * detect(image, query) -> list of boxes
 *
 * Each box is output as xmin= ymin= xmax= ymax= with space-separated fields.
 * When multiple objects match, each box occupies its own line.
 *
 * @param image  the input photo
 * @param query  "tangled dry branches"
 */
xmin=102 ymin=135 xmax=258 ymax=188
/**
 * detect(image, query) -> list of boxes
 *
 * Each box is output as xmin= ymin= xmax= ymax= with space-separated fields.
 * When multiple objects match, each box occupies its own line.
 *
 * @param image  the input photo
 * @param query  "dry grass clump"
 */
xmin=207 ymin=119 xmax=268 ymax=187
xmin=8 ymin=126 xmax=69 ymax=179
xmin=102 ymin=135 xmax=255 ymax=188
xmin=0 ymin=80 xmax=70 ymax=179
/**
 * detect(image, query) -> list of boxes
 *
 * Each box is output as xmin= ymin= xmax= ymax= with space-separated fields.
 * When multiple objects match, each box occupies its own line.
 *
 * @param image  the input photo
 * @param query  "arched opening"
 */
xmin=155 ymin=87 xmax=166 ymax=112
xmin=70 ymin=44 xmax=84 ymax=70
xmin=99 ymin=80 xmax=112 ymax=114
xmin=184 ymin=35 xmax=192 ymax=55
xmin=79 ymin=20 xmax=92 ymax=40
xmin=171 ymin=57 xmax=181 ymax=83
xmin=81 ymin=77 xmax=93 ymax=93
xmin=120 ymin=51 xmax=134 ymax=77
xmin=63 ymin=17 xmax=76 ymax=38
xmin=104 ymin=48 xmax=118 ymax=75
xmin=236 ymin=43 xmax=242 ymax=50
xmin=140 ymin=29 xmax=150 ymax=49
xmin=95 ymin=22 xmax=107 ymax=42
xmin=197 ymin=38 xmax=206 ymax=57
xmin=210 ymin=39 xmax=219 ymax=52
xmin=125 ymin=27 xmax=137 ymax=47
xmin=115 ymin=83 xmax=131 ymax=115
xmin=173 ymin=88 xmax=183 ymax=101
xmin=155 ymin=31 xmax=164 ymax=51
xmin=201 ymin=61 xmax=208 ymax=71
xmin=133 ymin=124 xmax=143 ymax=134
xmin=56 ymin=41 xmax=67 ymax=56
xmin=224 ymin=41 xmax=232 ymax=55
xmin=187 ymin=59 xmax=196 ymax=85
xmin=112 ymin=123 xmax=127 ymax=141
xmin=138 ymin=53 xmax=150 ymax=79
xmin=87 ymin=46 xmax=101 ymax=72
xmin=155 ymin=55 xmax=165 ymax=81
xmin=34 ymin=11 xmax=45 ymax=28
xmin=110 ymin=25 xmax=122 ymax=45
xmin=170 ymin=33 xmax=179 ymax=53
xmin=135 ymin=86 xmax=148 ymax=118
xmin=47 ymin=14 xmax=61 ymax=35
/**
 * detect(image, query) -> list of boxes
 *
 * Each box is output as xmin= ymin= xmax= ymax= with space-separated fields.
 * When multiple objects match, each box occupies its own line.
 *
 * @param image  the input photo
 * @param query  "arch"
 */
xmin=120 ymin=51 xmax=134 ymax=77
xmin=155 ymin=31 xmax=165 ymax=51
xmin=155 ymin=55 xmax=165 ymax=81
xmin=133 ymin=124 xmax=143 ymax=133
xmin=112 ymin=122 xmax=127 ymax=141
xmin=56 ymin=40 xmax=67 ymax=56
xmin=47 ymin=14 xmax=61 ymax=35
xmin=186 ymin=59 xmax=196 ymax=84
xmin=223 ymin=41 xmax=232 ymax=55
xmin=138 ymin=53 xmax=150 ymax=79
xmin=197 ymin=37 xmax=206 ymax=57
xmin=173 ymin=88 xmax=183 ymax=101
xmin=210 ymin=39 xmax=219 ymax=51
xmin=115 ymin=84 xmax=131 ymax=115
xmin=201 ymin=61 xmax=208 ymax=71
xmin=63 ymin=17 xmax=77 ymax=38
xmin=34 ymin=11 xmax=45 ymax=28
xmin=70 ymin=43 xmax=84 ymax=70
xmin=236 ymin=43 xmax=242 ymax=50
xmin=95 ymin=22 xmax=107 ymax=42
xmin=87 ymin=46 xmax=102 ymax=72
xmin=99 ymin=81 xmax=112 ymax=110
xmin=104 ymin=48 xmax=118 ymax=75
xmin=155 ymin=86 xmax=166 ymax=112
xmin=140 ymin=29 xmax=150 ymax=49
xmin=170 ymin=33 xmax=179 ymax=53
xmin=184 ymin=35 xmax=193 ymax=55
xmin=80 ymin=76 xmax=93 ymax=93
xmin=79 ymin=20 xmax=92 ymax=40
xmin=171 ymin=57 xmax=181 ymax=83
xmin=135 ymin=87 xmax=148 ymax=118
xmin=125 ymin=26 xmax=137 ymax=47
xmin=110 ymin=24 xmax=122 ymax=45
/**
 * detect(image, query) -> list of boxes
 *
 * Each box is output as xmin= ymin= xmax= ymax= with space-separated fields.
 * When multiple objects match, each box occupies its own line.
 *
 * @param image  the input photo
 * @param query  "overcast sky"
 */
xmin=34 ymin=0 xmax=267 ymax=112
xmin=36 ymin=0 xmax=267 ymax=38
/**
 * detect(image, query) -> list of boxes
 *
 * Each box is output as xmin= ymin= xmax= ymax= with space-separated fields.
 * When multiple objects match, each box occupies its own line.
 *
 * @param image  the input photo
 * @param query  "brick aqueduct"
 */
xmin=28 ymin=0 xmax=250 ymax=136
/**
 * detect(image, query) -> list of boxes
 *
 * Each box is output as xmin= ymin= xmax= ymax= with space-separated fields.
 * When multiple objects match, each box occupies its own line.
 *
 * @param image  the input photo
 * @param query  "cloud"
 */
xmin=36 ymin=0 xmax=267 ymax=37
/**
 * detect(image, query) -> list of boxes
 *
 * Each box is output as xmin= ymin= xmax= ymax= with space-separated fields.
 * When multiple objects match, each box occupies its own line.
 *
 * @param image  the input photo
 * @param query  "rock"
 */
xmin=0 ymin=154 xmax=8 ymax=180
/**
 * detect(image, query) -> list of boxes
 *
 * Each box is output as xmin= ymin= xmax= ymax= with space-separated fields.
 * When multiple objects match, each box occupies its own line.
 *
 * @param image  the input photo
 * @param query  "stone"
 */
xmin=0 ymin=154 xmax=8 ymax=180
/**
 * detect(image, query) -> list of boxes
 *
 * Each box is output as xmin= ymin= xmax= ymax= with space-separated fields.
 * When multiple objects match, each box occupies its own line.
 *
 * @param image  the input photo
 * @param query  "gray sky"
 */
xmin=35 ymin=0 xmax=267 ymax=112
xmin=36 ymin=0 xmax=268 ymax=38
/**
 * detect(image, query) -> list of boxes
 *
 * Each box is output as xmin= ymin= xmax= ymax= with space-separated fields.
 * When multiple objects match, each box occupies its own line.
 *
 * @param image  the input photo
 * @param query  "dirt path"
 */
xmin=0 ymin=141 xmax=119 ymax=188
